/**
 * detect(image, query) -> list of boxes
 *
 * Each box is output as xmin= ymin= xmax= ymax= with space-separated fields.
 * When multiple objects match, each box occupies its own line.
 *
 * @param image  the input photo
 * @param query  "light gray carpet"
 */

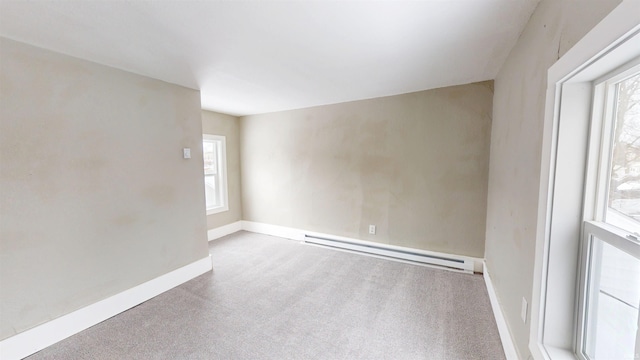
xmin=26 ymin=231 xmax=505 ymax=360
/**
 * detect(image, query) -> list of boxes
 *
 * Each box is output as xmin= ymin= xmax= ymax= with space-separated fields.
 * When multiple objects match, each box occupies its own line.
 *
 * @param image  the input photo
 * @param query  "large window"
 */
xmin=203 ymin=134 xmax=228 ymax=215
xmin=531 ymin=4 xmax=640 ymax=359
xmin=577 ymin=68 xmax=640 ymax=360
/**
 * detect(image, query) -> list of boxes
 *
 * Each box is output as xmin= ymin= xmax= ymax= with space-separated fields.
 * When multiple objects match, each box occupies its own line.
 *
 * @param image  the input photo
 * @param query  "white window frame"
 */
xmin=575 ymin=63 xmax=640 ymax=359
xmin=530 ymin=1 xmax=640 ymax=359
xmin=203 ymin=134 xmax=229 ymax=215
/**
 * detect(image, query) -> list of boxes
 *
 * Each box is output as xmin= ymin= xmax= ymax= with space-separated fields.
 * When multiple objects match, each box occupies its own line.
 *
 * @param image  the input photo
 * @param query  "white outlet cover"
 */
xmin=369 ymin=225 xmax=376 ymax=234
xmin=183 ymin=148 xmax=191 ymax=159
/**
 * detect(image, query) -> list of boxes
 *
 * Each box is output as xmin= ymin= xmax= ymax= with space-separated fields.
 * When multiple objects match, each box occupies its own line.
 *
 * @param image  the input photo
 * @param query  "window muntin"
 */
xmin=203 ymin=135 xmax=228 ymax=215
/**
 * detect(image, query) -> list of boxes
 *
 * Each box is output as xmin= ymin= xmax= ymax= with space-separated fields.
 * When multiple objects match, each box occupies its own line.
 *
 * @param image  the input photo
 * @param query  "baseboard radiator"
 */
xmin=303 ymin=235 xmax=474 ymax=273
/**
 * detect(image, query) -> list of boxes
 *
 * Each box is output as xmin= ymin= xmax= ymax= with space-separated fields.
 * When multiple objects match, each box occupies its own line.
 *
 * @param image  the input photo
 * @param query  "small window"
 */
xmin=203 ymin=135 xmax=228 ymax=215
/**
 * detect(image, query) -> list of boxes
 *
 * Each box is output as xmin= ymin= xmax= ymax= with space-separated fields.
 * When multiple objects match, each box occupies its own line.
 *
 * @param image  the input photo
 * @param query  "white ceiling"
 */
xmin=0 ymin=0 xmax=539 ymax=116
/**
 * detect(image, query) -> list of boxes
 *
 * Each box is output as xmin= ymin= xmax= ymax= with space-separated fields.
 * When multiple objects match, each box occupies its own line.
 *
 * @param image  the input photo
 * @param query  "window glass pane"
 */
xmin=203 ymin=139 xmax=221 ymax=210
xmin=202 ymin=135 xmax=228 ymax=214
xmin=203 ymin=140 xmax=217 ymax=176
xmin=204 ymin=174 xmax=219 ymax=209
xmin=584 ymin=236 xmax=640 ymax=359
xmin=607 ymin=73 xmax=640 ymax=233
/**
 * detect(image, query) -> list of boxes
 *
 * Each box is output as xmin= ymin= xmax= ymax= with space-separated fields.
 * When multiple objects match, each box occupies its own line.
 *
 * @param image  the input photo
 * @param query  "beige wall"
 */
xmin=0 ymin=38 xmax=209 ymax=340
xmin=202 ymin=110 xmax=243 ymax=229
xmin=484 ymin=0 xmax=622 ymax=358
xmin=241 ymin=81 xmax=493 ymax=258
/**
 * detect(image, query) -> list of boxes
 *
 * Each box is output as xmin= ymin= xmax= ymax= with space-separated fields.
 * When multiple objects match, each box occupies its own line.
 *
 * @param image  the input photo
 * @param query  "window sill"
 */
xmin=547 ymin=347 xmax=577 ymax=360
xmin=532 ymin=343 xmax=577 ymax=360
xmin=206 ymin=205 xmax=229 ymax=216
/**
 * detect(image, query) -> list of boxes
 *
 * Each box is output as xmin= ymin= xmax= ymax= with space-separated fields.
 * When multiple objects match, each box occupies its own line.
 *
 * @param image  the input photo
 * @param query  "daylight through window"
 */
xmin=203 ymin=135 xmax=228 ymax=215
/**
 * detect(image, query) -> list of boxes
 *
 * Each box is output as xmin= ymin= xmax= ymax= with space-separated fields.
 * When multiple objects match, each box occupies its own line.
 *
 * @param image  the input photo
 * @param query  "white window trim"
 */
xmin=531 ymin=1 xmax=640 ymax=359
xmin=203 ymin=134 xmax=229 ymax=215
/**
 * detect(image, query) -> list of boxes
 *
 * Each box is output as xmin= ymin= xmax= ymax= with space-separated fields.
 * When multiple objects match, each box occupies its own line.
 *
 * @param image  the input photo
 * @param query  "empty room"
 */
xmin=1 ymin=1 xmax=639 ymax=359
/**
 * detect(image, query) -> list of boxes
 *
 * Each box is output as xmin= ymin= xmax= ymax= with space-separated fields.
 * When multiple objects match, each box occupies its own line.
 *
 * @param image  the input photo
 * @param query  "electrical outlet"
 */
xmin=521 ymin=297 xmax=528 ymax=323
xmin=369 ymin=225 xmax=376 ymax=235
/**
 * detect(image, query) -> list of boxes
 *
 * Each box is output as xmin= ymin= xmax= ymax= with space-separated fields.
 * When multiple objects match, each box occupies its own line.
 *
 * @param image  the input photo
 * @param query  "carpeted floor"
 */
xmin=26 ymin=231 xmax=505 ymax=360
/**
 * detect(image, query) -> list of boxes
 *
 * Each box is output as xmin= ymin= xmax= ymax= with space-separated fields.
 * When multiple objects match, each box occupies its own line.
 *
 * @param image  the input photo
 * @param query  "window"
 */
xmin=577 ymin=67 xmax=640 ymax=360
xmin=203 ymin=135 xmax=228 ymax=215
xmin=530 ymin=4 xmax=640 ymax=360
xmin=598 ymin=71 xmax=640 ymax=232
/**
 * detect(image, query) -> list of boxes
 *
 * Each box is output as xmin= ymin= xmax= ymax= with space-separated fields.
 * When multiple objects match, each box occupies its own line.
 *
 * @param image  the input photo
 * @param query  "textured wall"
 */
xmin=241 ymin=81 xmax=493 ymax=258
xmin=202 ymin=110 xmax=243 ymax=229
xmin=0 ymin=38 xmax=209 ymax=340
xmin=484 ymin=0 xmax=622 ymax=358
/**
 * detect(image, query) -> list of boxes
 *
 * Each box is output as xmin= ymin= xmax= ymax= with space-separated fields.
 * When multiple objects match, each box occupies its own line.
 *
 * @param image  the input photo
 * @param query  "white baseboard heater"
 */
xmin=303 ymin=234 xmax=474 ymax=273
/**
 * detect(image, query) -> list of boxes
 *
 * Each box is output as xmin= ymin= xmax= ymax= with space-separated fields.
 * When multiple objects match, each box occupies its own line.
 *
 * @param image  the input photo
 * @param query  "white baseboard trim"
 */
xmin=240 ymin=220 xmax=483 ymax=273
xmin=241 ymin=220 xmax=305 ymax=241
xmin=0 ymin=255 xmax=213 ymax=360
xmin=207 ymin=221 xmax=242 ymax=241
xmin=483 ymin=262 xmax=519 ymax=360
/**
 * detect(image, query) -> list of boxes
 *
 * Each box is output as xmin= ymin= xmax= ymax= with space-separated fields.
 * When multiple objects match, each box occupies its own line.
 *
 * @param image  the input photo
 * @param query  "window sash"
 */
xmin=576 ymin=221 xmax=640 ymax=360
xmin=204 ymin=173 xmax=220 ymax=209
xmin=593 ymin=65 xmax=640 ymax=233
xmin=582 ymin=221 xmax=640 ymax=261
